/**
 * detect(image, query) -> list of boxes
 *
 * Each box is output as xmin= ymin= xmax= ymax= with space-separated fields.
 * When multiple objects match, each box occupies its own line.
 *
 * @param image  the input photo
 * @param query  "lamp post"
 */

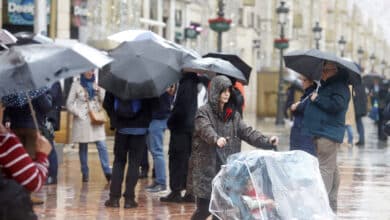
xmin=381 ymin=60 xmax=387 ymax=76
xmin=369 ymin=53 xmax=376 ymax=72
xmin=357 ymin=46 xmax=364 ymax=66
xmin=208 ymin=0 xmax=232 ymax=52
xmin=312 ymin=21 xmax=322 ymax=50
xmin=275 ymin=1 xmax=289 ymax=125
xmin=338 ymin=35 xmax=346 ymax=57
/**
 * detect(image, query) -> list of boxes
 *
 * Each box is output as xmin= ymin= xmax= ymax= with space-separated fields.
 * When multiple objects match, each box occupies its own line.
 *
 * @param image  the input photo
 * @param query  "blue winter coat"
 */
xmin=290 ymin=85 xmax=316 ymax=156
xmin=303 ymin=74 xmax=350 ymax=143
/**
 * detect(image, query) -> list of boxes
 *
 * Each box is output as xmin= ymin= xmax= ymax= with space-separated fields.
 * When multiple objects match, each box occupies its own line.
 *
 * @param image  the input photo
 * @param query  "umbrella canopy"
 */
xmin=108 ymin=29 xmax=200 ymax=64
xmin=0 ymin=43 xmax=113 ymax=97
xmin=99 ymin=39 xmax=183 ymax=100
xmin=203 ymin=53 xmax=252 ymax=84
xmin=210 ymin=150 xmax=335 ymax=220
xmin=362 ymin=72 xmax=384 ymax=88
xmin=182 ymin=57 xmax=247 ymax=84
xmin=284 ymin=49 xmax=361 ymax=86
xmin=1 ymin=87 xmax=49 ymax=107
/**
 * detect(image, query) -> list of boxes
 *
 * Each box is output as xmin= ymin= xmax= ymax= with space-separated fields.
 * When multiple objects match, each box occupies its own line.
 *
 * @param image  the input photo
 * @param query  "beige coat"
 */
xmin=66 ymin=80 xmax=106 ymax=143
xmin=345 ymin=86 xmax=355 ymax=126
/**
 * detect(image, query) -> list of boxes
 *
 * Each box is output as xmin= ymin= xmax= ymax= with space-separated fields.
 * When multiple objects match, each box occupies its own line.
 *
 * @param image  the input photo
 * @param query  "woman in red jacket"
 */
xmin=0 ymin=103 xmax=51 ymax=192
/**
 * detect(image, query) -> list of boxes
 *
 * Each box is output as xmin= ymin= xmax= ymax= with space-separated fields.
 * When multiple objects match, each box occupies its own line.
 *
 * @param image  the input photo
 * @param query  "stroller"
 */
xmin=210 ymin=150 xmax=335 ymax=220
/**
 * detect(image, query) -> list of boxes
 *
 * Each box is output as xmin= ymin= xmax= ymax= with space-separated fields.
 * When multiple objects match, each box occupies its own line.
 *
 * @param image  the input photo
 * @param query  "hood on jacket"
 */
xmin=208 ymin=75 xmax=233 ymax=120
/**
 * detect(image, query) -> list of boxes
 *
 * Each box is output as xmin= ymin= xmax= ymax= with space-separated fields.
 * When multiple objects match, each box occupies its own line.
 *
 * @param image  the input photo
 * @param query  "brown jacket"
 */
xmin=191 ymin=75 xmax=273 ymax=199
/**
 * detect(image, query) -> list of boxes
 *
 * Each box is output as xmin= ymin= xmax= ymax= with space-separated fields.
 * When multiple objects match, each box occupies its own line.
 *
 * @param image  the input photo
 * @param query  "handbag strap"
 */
xmin=82 ymin=86 xmax=103 ymax=111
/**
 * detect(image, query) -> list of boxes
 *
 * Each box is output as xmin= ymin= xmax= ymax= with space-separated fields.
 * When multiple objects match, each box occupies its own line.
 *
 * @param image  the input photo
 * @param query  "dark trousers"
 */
xmin=191 ymin=198 xmax=218 ymax=220
xmin=355 ymin=116 xmax=365 ymax=143
xmin=140 ymin=144 xmax=149 ymax=172
xmin=47 ymin=139 xmax=58 ymax=180
xmin=168 ymin=132 xmax=192 ymax=192
xmin=378 ymin=109 xmax=388 ymax=141
xmin=109 ymin=132 xmax=146 ymax=200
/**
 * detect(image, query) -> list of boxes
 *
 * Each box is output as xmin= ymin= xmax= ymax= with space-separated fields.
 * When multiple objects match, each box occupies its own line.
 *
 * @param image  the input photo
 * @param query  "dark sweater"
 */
xmin=152 ymin=92 xmax=174 ymax=120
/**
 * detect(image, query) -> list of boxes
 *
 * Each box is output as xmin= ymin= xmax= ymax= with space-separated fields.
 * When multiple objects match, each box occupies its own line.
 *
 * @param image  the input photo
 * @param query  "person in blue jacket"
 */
xmin=303 ymin=61 xmax=350 ymax=213
xmin=289 ymin=75 xmax=316 ymax=156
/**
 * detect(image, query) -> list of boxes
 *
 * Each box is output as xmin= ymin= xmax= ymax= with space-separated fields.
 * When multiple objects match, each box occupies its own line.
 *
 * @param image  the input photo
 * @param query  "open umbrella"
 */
xmin=182 ymin=57 xmax=247 ymax=84
xmin=0 ymin=43 xmax=112 ymax=130
xmin=99 ymin=39 xmax=183 ymax=100
xmin=0 ymin=43 xmax=112 ymax=97
xmin=203 ymin=53 xmax=252 ymax=84
xmin=100 ymin=30 xmax=199 ymax=100
xmin=284 ymin=49 xmax=361 ymax=86
xmin=108 ymin=29 xmax=200 ymax=64
xmin=362 ymin=72 xmax=383 ymax=88
xmin=1 ymin=87 xmax=49 ymax=107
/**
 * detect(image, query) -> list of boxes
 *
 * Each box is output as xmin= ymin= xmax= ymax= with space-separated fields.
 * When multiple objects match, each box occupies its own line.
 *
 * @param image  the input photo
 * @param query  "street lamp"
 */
xmin=312 ymin=21 xmax=322 ymax=49
xmin=275 ymin=1 xmax=289 ymax=125
xmin=369 ymin=53 xmax=376 ymax=72
xmin=357 ymin=46 xmax=364 ymax=66
xmin=338 ymin=35 xmax=347 ymax=57
xmin=381 ymin=60 xmax=387 ymax=75
xmin=208 ymin=0 xmax=232 ymax=52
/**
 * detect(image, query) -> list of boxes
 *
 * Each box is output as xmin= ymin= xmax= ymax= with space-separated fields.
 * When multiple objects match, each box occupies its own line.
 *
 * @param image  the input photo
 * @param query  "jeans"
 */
xmin=48 ymin=139 xmax=58 ymax=179
xmin=355 ymin=116 xmax=365 ymax=143
xmin=110 ymin=132 xmax=146 ymax=200
xmin=79 ymin=140 xmax=111 ymax=176
xmin=345 ymin=125 xmax=353 ymax=144
xmin=147 ymin=119 xmax=168 ymax=185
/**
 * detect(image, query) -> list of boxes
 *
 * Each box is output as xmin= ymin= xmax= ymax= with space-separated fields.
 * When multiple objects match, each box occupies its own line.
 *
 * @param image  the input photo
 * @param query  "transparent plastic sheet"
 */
xmin=210 ymin=150 xmax=336 ymax=220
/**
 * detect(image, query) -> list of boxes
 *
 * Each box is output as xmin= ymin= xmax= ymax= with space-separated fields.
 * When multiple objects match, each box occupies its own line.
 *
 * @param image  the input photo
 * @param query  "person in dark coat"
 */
xmin=45 ymin=82 xmax=63 ymax=184
xmin=160 ymin=73 xmax=199 ymax=203
xmin=191 ymin=75 xmax=278 ymax=220
xmin=303 ymin=61 xmax=350 ymax=212
xmin=369 ymin=79 xmax=389 ymax=141
xmin=352 ymin=83 xmax=367 ymax=146
xmin=289 ymin=75 xmax=316 ymax=156
xmin=103 ymin=92 xmax=158 ymax=209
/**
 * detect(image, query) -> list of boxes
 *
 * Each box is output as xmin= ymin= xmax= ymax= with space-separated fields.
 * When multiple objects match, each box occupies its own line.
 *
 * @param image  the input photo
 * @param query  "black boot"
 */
xmin=160 ymin=191 xmax=182 ymax=203
xmin=124 ymin=198 xmax=138 ymax=209
xmin=104 ymin=198 xmax=120 ymax=208
xmin=105 ymin=173 xmax=112 ymax=182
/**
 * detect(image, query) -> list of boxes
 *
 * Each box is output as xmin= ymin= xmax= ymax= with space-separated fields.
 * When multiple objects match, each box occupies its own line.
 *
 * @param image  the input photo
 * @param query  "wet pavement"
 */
xmin=34 ymin=115 xmax=389 ymax=219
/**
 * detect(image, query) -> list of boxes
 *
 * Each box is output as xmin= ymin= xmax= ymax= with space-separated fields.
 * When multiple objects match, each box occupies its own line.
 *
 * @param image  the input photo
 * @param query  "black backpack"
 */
xmin=114 ymin=98 xmax=142 ymax=119
xmin=0 ymin=173 xmax=37 ymax=220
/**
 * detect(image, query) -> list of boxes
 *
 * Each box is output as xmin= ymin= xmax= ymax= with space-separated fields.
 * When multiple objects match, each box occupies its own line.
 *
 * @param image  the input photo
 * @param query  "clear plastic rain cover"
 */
xmin=210 ymin=150 xmax=336 ymax=220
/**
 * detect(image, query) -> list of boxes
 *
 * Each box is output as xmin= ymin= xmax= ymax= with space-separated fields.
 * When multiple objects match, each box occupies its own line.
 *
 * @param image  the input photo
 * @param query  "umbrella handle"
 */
xmin=26 ymin=92 xmax=40 ymax=133
xmin=315 ymin=80 xmax=321 ymax=92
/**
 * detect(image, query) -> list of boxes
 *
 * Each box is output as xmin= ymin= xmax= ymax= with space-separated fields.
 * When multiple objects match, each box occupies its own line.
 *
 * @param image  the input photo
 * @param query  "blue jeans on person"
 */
xmin=147 ymin=119 xmax=168 ymax=185
xmin=48 ymin=139 xmax=58 ymax=180
xmin=79 ymin=140 xmax=111 ymax=176
xmin=345 ymin=125 xmax=353 ymax=144
xmin=355 ymin=116 xmax=365 ymax=143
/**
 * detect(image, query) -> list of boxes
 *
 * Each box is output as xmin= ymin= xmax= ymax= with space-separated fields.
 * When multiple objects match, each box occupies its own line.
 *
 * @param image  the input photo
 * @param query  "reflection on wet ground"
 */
xmin=35 ymin=116 xmax=389 ymax=219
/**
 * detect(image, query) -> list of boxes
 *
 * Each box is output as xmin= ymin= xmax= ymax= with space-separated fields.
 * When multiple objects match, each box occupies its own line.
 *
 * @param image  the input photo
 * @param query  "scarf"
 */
xmin=80 ymin=74 xmax=96 ymax=100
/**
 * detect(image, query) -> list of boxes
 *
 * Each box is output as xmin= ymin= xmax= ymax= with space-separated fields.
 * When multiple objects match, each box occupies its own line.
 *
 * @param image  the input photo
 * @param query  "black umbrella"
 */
xmin=203 ymin=53 xmax=251 ymax=84
xmin=362 ymin=72 xmax=384 ymax=88
xmin=181 ymin=57 xmax=247 ymax=84
xmin=284 ymin=49 xmax=361 ymax=86
xmin=99 ymin=39 xmax=184 ymax=100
